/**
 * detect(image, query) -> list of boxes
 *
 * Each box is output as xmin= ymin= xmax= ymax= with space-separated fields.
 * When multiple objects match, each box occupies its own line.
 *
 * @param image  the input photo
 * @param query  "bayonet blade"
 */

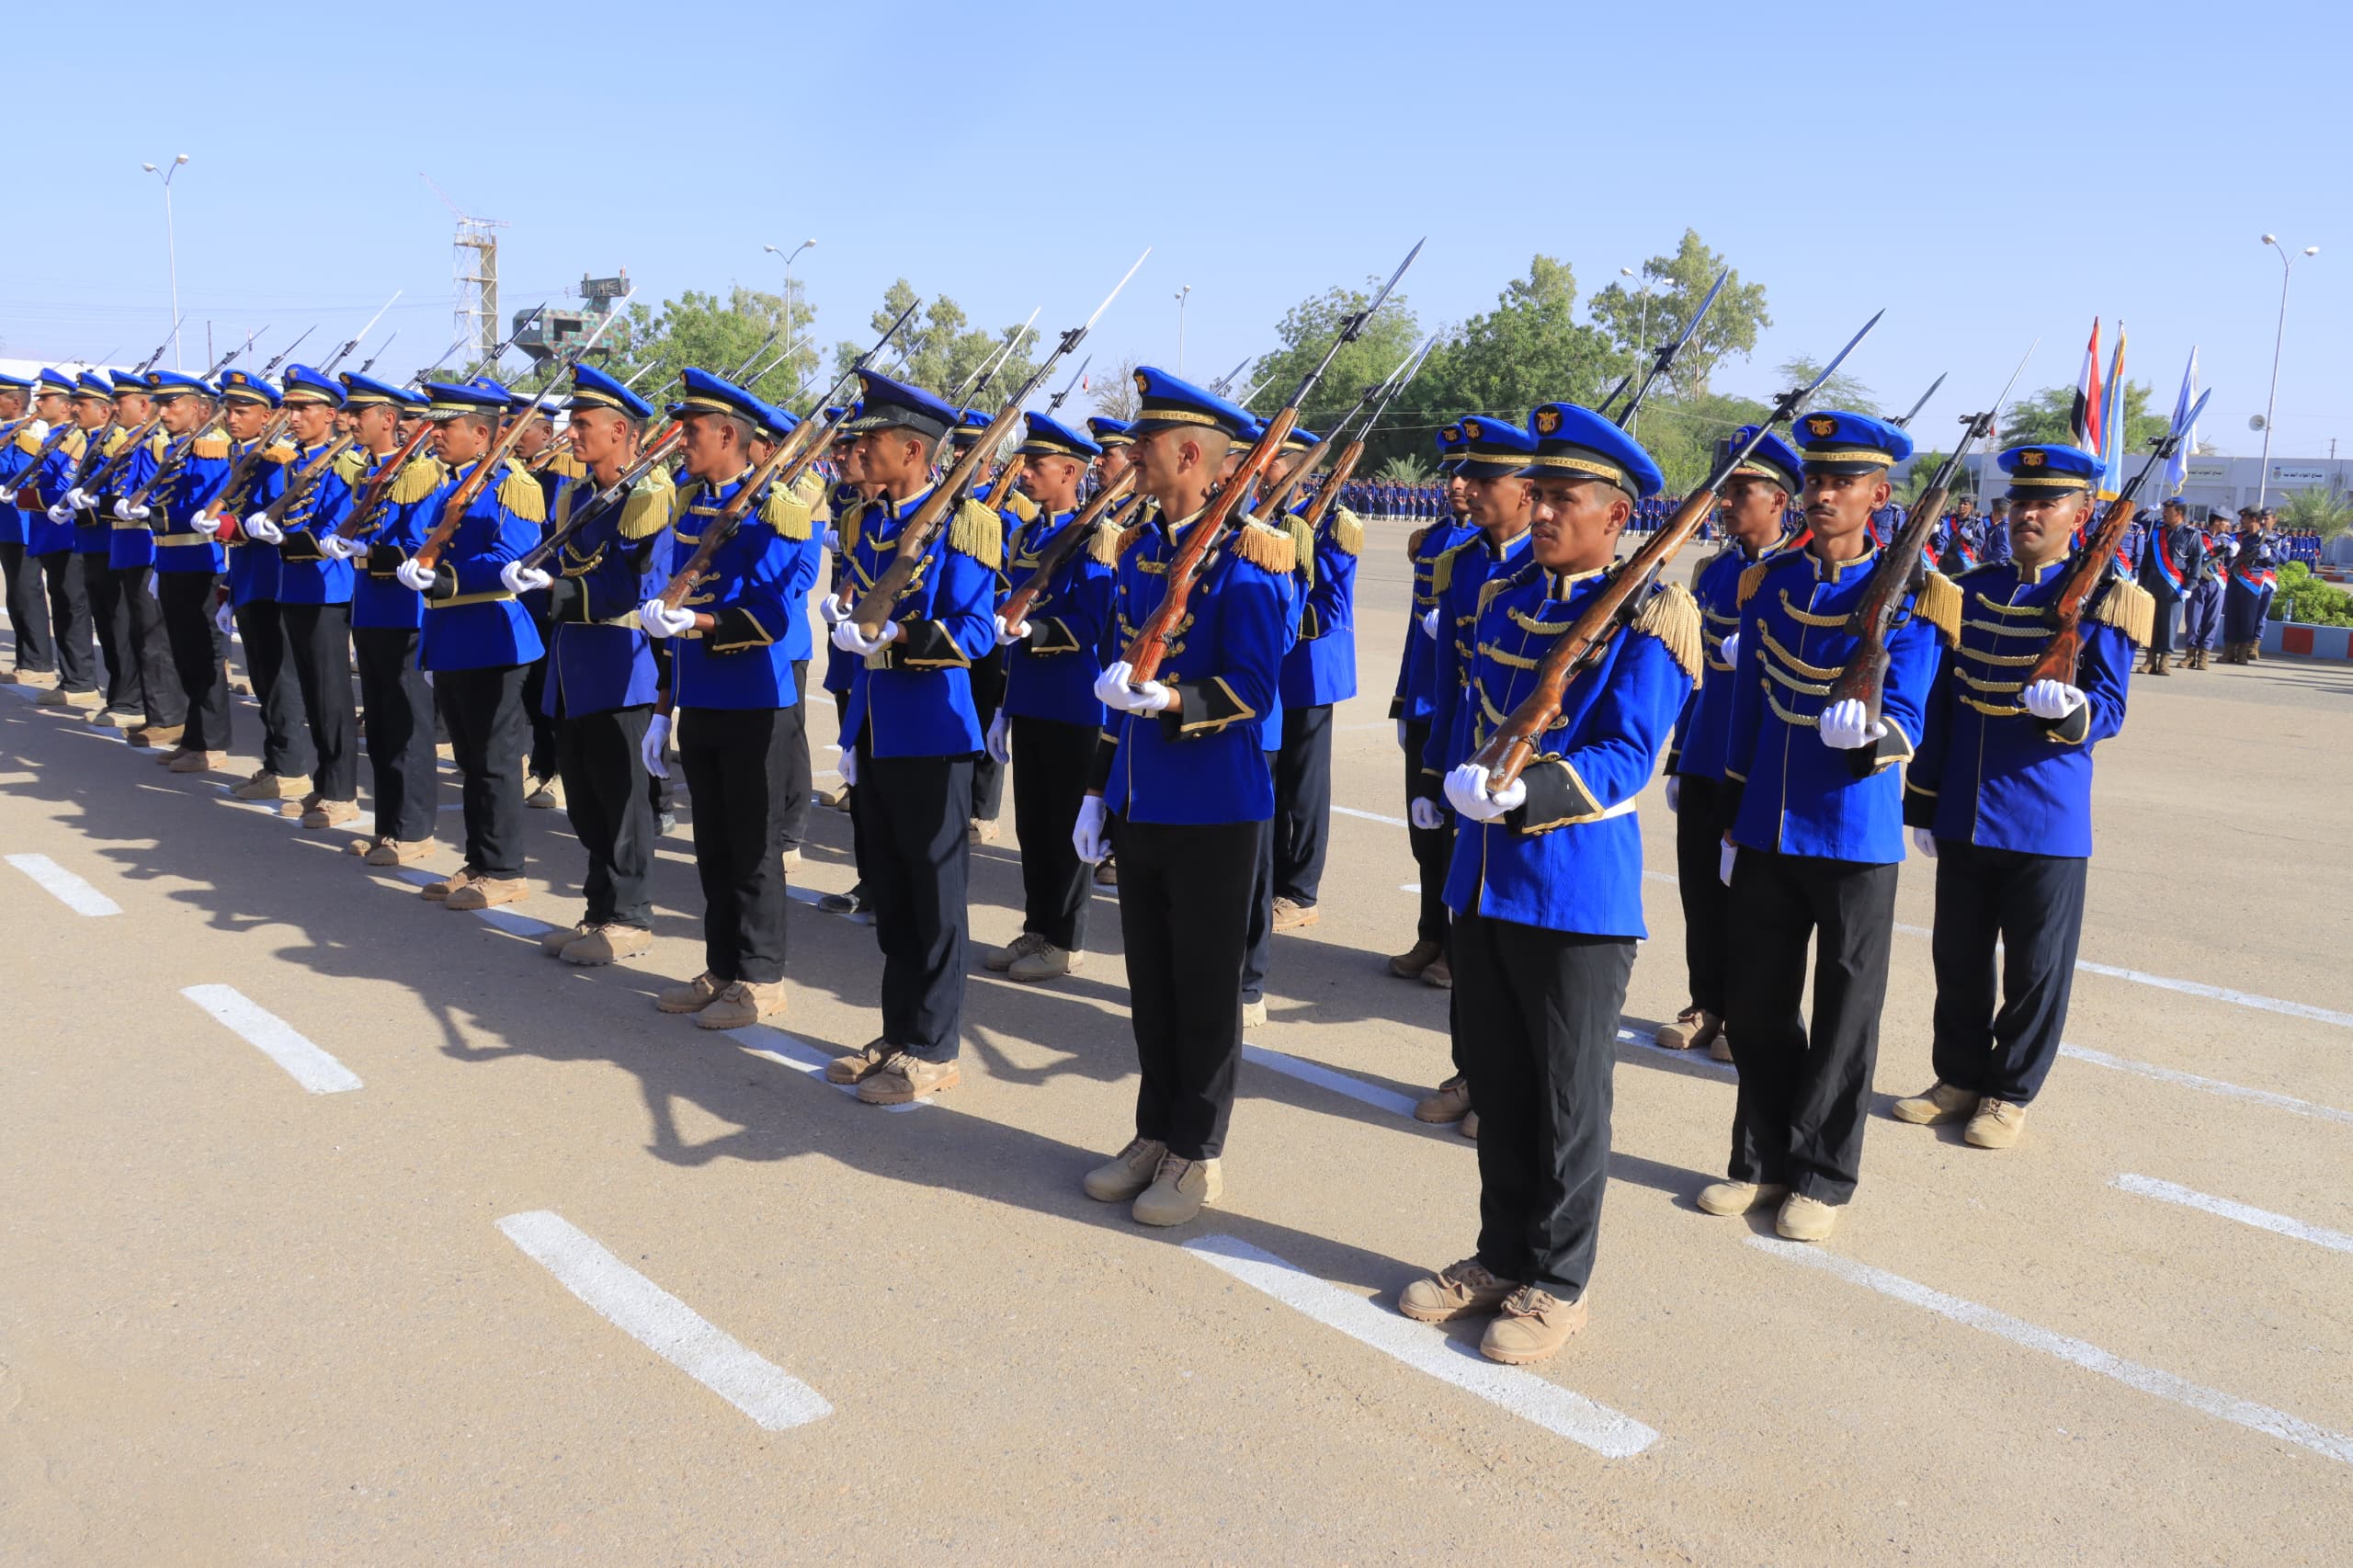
xmin=1892 ymin=371 xmax=1947 ymax=429
xmin=1079 ymin=247 xmax=1153 ymax=335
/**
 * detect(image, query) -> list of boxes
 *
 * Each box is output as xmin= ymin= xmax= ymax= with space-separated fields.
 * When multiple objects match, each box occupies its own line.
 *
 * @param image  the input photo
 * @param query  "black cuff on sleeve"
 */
xmin=1157 ymin=676 xmax=1255 ymax=740
xmin=277 ymin=528 xmax=323 ymax=563
xmin=707 ymin=604 xmax=775 ymax=653
xmin=547 ymin=575 xmax=586 ymax=625
xmin=1504 ymin=758 xmax=1601 ymax=834
xmin=892 ymin=619 xmax=970 ymax=669
xmin=2040 ymin=701 xmax=2092 ymax=746
xmin=1025 ymin=616 xmax=1081 ymax=655
xmin=366 ymin=542 xmax=407 ymax=578
xmin=422 ymin=565 xmax=459 ymax=602
xmin=1716 ymin=779 xmax=1745 ymax=839
xmin=1087 ymin=732 xmax=1119 ymax=793
xmin=1902 ymin=779 xmax=1938 ymax=829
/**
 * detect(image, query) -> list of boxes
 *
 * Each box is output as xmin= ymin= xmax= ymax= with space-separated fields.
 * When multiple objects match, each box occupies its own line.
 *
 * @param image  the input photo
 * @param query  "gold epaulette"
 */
xmin=11 ymin=425 xmax=40 ymax=456
xmin=1631 ymin=580 xmax=1704 ymax=682
xmin=841 ymin=497 xmax=864 ymax=556
xmin=1116 ymin=520 xmax=1151 ymax=560
xmin=191 ymin=433 xmax=231 ymax=461
xmin=58 ymin=427 xmax=86 ymax=460
xmin=2093 ymin=575 xmax=2156 ymax=649
xmin=495 ymin=463 xmax=546 ymax=524
xmin=1476 ymin=565 xmax=1523 ymax=619
xmin=1405 ymin=524 xmax=1429 ymax=559
xmin=759 ymin=477 xmax=812 ymax=541
xmin=1004 ymin=489 xmax=1040 ymax=524
xmin=1087 ymin=519 xmax=1121 ymax=567
xmin=143 ymin=429 xmax=170 ymax=458
xmin=1433 ymin=537 xmax=1475 ymax=597
xmin=262 ymin=440 xmax=297 ymax=465
xmin=1737 ymin=559 xmax=1772 ymax=607
xmin=331 ymin=447 xmax=369 ymax=485
xmin=102 ymin=427 xmax=130 ymax=457
xmin=1915 ymin=569 xmax=1962 ymax=647
xmin=790 ymin=468 xmax=825 ymax=507
xmin=1286 ymin=515 xmax=1316 ymax=587
xmin=947 ymin=496 xmax=1003 ymax=572
xmin=539 ymin=450 xmax=587 ymax=480
xmin=1331 ymin=506 xmax=1364 ymax=557
xmin=620 ymin=470 xmax=677 ymax=541
xmin=1232 ymin=518 xmax=1298 ymax=577
xmin=388 ymin=456 xmax=444 ymax=506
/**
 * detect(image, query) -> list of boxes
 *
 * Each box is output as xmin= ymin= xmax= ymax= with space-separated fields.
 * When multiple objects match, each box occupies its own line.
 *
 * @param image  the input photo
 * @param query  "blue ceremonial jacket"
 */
xmin=1668 ymin=532 xmax=1804 ymax=784
xmin=1279 ymin=506 xmax=1363 ymax=710
xmin=27 ymin=428 xmax=96 ymax=556
xmin=1001 ymin=504 xmax=1117 ymax=728
xmin=822 ymin=482 xmax=864 ymax=698
xmin=102 ymin=429 xmax=167 ymax=571
xmin=66 ymin=426 xmax=120 ymax=555
xmin=347 ymin=450 xmax=445 ymax=631
xmin=0 ymin=419 xmax=37 ymax=546
xmin=217 ymin=438 xmax=297 ymax=608
xmin=1441 ymin=564 xmax=1695 ymax=937
xmin=1392 ymin=517 xmax=1475 ymax=722
xmin=1419 ymin=527 xmax=1532 ymax=797
xmin=1904 ymin=556 xmax=2138 ymax=858
xmin=123 ymin=429 xmax=233 ymax=575
xmin=253 ymin=440 xmax=357 ymax=605
xmin=1724 ymin=541 xmax=1942 ymax=864
xmin=665 ymin=470 xmax=817 ymax=712
xmin=838 ymin=483 xmax=995 ymax=756
xmin=416 ymin=459 xmax=545 ymax=672
xmin=539 ymin=469 xmax=675 ymax=715
xmin=1098 ymin=511 xmax=1292 ymax=824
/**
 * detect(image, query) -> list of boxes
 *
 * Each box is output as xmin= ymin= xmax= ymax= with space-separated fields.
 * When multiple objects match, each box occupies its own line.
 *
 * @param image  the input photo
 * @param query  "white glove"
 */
xmin=641 ymin=712 xmax=670 ymax=780
xmin=1395 ymin=720 xmax=1408 ymax=749
xmin=1718 ymin=630 xmax=1741 ymax=667
xmin=985 ymin=710 xmax=1010 ymax=766
xmin=0 ymin=487 xmax=14 ymax=505
xmin=1443 ymin=762 xmax=1524 ymax=824
xmin=2023 ymin=679 xmax=2086 ymax=721
xmin=113 ymin=499 xmax=151 ymax=521
xmin=824 ymin=526 xmax=842 ymax=551
xmin=500 ymin=561 xmax=553 ymax=595
xmin=45 ymin=502 xmax=72 ymax=524
xmin=1093 ymin=659 xmax=1172 ymax=715
xmin=395 ymin=559 xmax=438 ymax=592
xmin=1665 ymin=775 xmax=1681 ymax=813
xmin=1419 ymin=607 xmax=1439 ymax=640
xmin=817 ymin=592 xmax=848 ymax=626
xmin=1818 ymin=698 xmax=1886 ymax=751
xmin=838 ymin=748 xmax=858 ymax=789
xmin=25 ymin=420 xmax=47 ymax=439
xmin=1409 ymin=796 xmax=1446 ymax=831
xmin=318 ymin=533 xmax=357 ymax=561
xmin=1072 ymin=794 xmax=1110 ymax=864
xmin=214 ymin=599 xmax=235 ymax=635
xmin=1719 ymin=842 xmax=1737 ymax=887
xmin=640 ymin=597 xmax=698 ymax=639
xmin=993 ymin=612 xmax=1030 ymax=647
xmin=1911 ymin=826 xmax=1938 ymax=859
xmin=65 ymin=486 xmax=92 ymax=510
xmin=242 ymin=512 xmax=283 ymax=544
xmin=831 ymin=615 xmax=898 ymax=655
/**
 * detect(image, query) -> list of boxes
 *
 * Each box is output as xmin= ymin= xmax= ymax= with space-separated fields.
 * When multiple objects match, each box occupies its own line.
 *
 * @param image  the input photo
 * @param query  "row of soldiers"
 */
xmin=2129 ymin=498 xmax=2284 ymax=670
xmin=0 ymin=349 xmax=2149 ymax=1369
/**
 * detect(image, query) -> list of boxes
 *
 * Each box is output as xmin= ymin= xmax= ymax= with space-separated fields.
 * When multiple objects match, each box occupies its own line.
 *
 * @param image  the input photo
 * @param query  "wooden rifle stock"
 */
xmin=122 ymin=420 xmax=227 ymax=512
xmin=413 ymin=405 xmax=554 ymax=572
xmin=77 ymin=415 xmax=167 ymax=497
xmin=334 ymin=424 xmax=441 ymax=540
xmin=517 ymin=424 xmax=688 ymax=571
xmin=652 ymin=405 xmax=847 ymax=613
xmin=2028 ymin=453 xmax=2169 ymax=688
xmin=847 ymin=394 xmax=1033 ymax=641
xmin=194 ymin=410 xmax=297 ymax=532
xmin=1121 ymin=405 xmax=1301 ymax=687
xmin=1301 ymin=437 xmax=1369 ymax=533
xmin=257 ymin=434 xmax=358 ymax=527
xmin=998 ymin=469 xmax=1137 ymax=630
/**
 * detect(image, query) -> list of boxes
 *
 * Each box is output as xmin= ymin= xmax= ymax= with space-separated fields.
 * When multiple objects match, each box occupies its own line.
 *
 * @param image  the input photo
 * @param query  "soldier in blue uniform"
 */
xmin=204 ymin=367 xmax=318 ymax=804
xmin=1981 ymin=495 xmax=2012 ymax=562
xmin=1237 ymin=426 xmax=1313 ymax=1021
xmin=1387 ymin=424 xmax=1475 ymax=991
xmin=515 ymin=390 xmax=576 ymax=811
xmin=328 ymin=372 xmax=444 ymax=863
xmin=1893 ymin=442 xmax=2145 ymax=1150
xmin=739 ymin=401 xmax=823 ymax=870
xmin=985 ymin=412 xmax=1114 ymax=983
xmin=635 ymin=370 xmax=817 ymax=1028
xmin=1657 ymin=425 xmax=1807 ymax=1062
xmin=0 ymin=369 xmax=63 ymax=687
xmin=2135 ymin=496 xmax=2190 ymax=674
xmin=26 ymin=370 xmax=116 ymax=713
xmin=116 ymin=369 xmax=233 ymax=771
xmin=239 ymin=365 xmax=361 ymax=828
xmin=1702 ymin=411 xmax=1949 ymax=1243
xmin=62 ymin=371 xmax=146 ymax=726
xmin=1072 ymin=367 xmax=1292 ymax=1226
xmin=2221 ymin=506 xmax=2278 ymax=664
xmin=946 ymin=406 xmax=1012 ymax=846
xmin=2181 ymin=509 xmax=2224 ymax=666
xmin=396 ymin=378 xmax=548 ymax=912
xmin=1080 ymin=416 xmax=1138 ymax=891
xmin=1270 ymin=434 xmax=1364 ymax=932
xmin=85 ymin=373 xmax=182 ymax=745
xmin=821 ymin=372 xmax=997 ymax=1104
xmin=1396 ymin=403 xmax=1694 ymax=1364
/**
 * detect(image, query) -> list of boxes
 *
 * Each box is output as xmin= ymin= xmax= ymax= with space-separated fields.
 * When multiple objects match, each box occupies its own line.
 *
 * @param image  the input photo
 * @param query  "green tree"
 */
xmin=597 ymin=283 xmax=818 ymax=414
xmin=1588 ymin=231 xmax=1770 ymax=401
xmin=2279 ymin=486 xmax=2353 ymax=540
xmin=1245 ymin=277 xmax=1422 ymax=435
xmin=1375 ymin=454 xmax=1433 ymax=483
xmin=1627 ymin=391 xmax=1773 ymax=495
xmin=1779 ymin=355 xmax=1880 ymax=417
xmin=1998 ymin=381 xmax=2169 ymax=452
xmin=828 ymin=279 xmax=1041 ymax=416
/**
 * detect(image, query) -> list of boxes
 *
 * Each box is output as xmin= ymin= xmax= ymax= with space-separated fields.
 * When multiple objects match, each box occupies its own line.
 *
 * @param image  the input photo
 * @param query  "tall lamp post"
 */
xmin=762 ymin=238 xmax=816 ymax=381
xmin=2256 ymin=233 xmax=2319 ymax=506
xmin=142 ymin=154 xmax=190 ymax=368
xmin=1619 ymin=265 xmax=1653 ymax=437
xmin=1174 ymin=284 xmax=1192 ymax=374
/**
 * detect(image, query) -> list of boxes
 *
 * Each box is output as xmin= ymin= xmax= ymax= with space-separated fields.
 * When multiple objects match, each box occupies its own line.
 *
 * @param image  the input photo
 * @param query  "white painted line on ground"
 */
xmin=474 ymin=907 xmax=555 ymax=937
xmin=1242 ymin=1044 xmax=1419 ymax=1119
xmin=2113 ymin=1174 xmax=2353 ymax=1256
xmin=1333 ymin=804 xmax=1409 ymax=828
xmin=180 ymin=983 xmax=361 ymax=1094
xmin=1185 ymin=1234 xmax=1658 ymax=1458
xmin=726 ymin=1023 xmax=932 ymax=1111
xmin=2071 ymin=960 xmax=2353 ymax=1030
xmin=2059 ymin=1044 xmax=2353 ymax=1126
xmin=1747 ymin=1235 xmax=2353 ymax=1467
xmin=1400 ymin=881 xmax=1419 ymax=893
xmin=495 ymin=1210 xmax=832 ymax=1431
xmin=6 ymin=853 xmax=121 ymax=915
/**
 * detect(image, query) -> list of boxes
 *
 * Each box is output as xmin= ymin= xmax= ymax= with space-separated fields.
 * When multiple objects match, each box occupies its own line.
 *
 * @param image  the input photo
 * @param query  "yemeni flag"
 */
xmin=2070 ymin=317 xmax=2106 ymax=455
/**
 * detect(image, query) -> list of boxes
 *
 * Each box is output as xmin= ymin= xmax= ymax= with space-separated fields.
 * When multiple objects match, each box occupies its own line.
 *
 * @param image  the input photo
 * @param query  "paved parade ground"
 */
xmin=5 ymin=524 xmax=2351 ymax=1564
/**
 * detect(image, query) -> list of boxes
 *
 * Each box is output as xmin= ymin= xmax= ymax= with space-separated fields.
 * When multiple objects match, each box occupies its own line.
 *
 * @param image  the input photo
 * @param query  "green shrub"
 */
xmin=2270 ymin=561 xmax=2353 ymax=626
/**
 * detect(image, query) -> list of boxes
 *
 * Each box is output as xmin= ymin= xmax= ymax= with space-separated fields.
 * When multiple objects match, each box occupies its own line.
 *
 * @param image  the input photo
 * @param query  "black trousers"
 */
xmin=280 ymin=601 xmax=357 ymax=801
xmin=159 ymin=573 xmax=230 ymax=752
xmin=678 ymin=705 xmax=795 ymax=983
xmin=1724 ymin=848 xmax=1899 ymax=1204
xmin=36 ymin=551 xmax=96 ymax=694
xmin=968 ymin=649 xmax=1006 ymax=823
xmin=560 ymin=704 xmax=657 ymax=931
xmin=1273 ymin=701 xmax=1334 ymax=906
xmin=2 ymin=542 xmax=54 ymax=674
xmin=435 ymin=663 xmax=529 ymax=879
xmin=834 ymin=689 xmax=870 ymax=891
xmin=85 ymin=557 xmax=142 ymax=712
xmin=234 ymin=601 xmax=317 ymax=780
xmin=1118 ymin=817 xmax=1259 ymax=1160
xmin=1243 ymin=749 xmax=1278 ymax=1005
xmin=1402 ymin=717 xmax=1451 ymax=947
xmin=352 ymin=626 xmax=435 ymax=843
xmin=850 ymin=744 xmax=972 ymax=1059
xmin=1671 ymin=775 xmax=1732 ymax=1017
xmin=1929 ymin=841 xmax=2087 ymax=1106
xmin=1009 ymin=714 xmax=1097 ymax=950
xmin=1453 ymin=910 xmax=1635 ymax=1300
xmin=777 ymin=658 xmax=812 ymax=851
xmin=519 ymin=597 xmax=558 ymax=780
xmin=118 ymin=565 xmax=183 ymax=727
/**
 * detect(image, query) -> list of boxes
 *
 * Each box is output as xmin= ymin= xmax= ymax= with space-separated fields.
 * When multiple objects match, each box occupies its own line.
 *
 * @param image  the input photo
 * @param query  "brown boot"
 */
xmin=300 ymin=798 xmax=360 ymax=829
xmin=130 ymin=723 xmax=184 ymax=749
xmin=1082 ymin=1137 xmax=1167 ymax=1202
xmin=1413 ymin=1074 xmax=1472 ymax=1125
xmin=362 ymin=838 xmax=433 ymax=868
xmin=421 ymin=865 xmax=481 ymax=903
xmin=824 ymin=1037 xmax=893 ymax=1085
xmin=694 ymin=979 xmax=788 ymax=1030
xmin=655 ymin=971 xmax=724 ymax=1015
xmin=1654 ymin=1007 xmax=1722 ymax=1051
xmin=444 ymin=876 xmax=527 ymax=911
xmin=540 ymin=920 xmax=595 ymax=957
xmin=1387 ymin=937 xmax=1442 ymax=980
xmin=166 ymin=750 xmax=226 ymax=775
xmin=856 ymin=1050 xmax=960 ymax=1105
xmin=563 ymin=924 xmax=654 ymax=967
xmin=1479 ymin=1287 xmax=1588 ymax=1365
xmin=1398 ymin=1258 xmax=1518 ymax=1324
xmin=1891 ymin=1080 xmax=1977 ymax=1125
xmin=1270 ymin=896 xmax=1319 ymax=932
xmin=231 ymin=769 xmax=298 ymax=801
xmin=1421 ymin=951 xmax=1452 ymax=989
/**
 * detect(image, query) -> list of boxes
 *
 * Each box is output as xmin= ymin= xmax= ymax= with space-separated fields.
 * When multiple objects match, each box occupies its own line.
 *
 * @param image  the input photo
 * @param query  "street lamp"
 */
xmin=1175 ymin=284 xmax=1192 ymax=374
xmin=141 ymin=153 xmax=190 ymax=368
xmin=2256 ymin=234 xmax=2320 ymax=506
xmin=762 ymin=238 xmax=816 ymax=376
xmin=1620 ymin=266 xmax=1653 ymax=436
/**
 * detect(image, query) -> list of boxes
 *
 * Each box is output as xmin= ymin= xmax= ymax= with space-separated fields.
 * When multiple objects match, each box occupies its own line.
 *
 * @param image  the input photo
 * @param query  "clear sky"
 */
xmin=10 ymin=0 xmax=2347 ymax=459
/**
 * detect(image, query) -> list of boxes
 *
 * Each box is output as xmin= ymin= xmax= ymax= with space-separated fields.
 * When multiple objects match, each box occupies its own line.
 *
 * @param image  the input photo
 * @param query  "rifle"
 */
xmin=1604 ymin=268 xmax=1728 ymax=429
xmin=1121 ymin=238 xmax=1422 ymax=685
xmin=451 ymin=304 xmax=545 ymax=382
xmin=134 ymin=315 xmax=187 ymax=375
xmin=1469 ymin=310 xmax=1883 ymax=792
xmin=321 ymin=290 xmax=403 ymax=374
xmin=951 ymin=309 xmax=1041 ymax=412
xmin=1043 ymin=354 xmax=1091 ymax=416
xmin=204 ymin=334 xmax=254 ymax=378
xmin=1296 ymin=335 xmax=1440 ymax=534
xmin=1207 ymin=356 xmax=1252 ymax=397
xmin=997 ymin=469 xmax=1139 ymax=631
xmin=646 ymin=297 xmax=925 ymax=610
xmin=356 ymin=330 xmax=397 ymax=376
xmin=515 ymin=425 xmax=688 ymax=572
xmin=2027 ymin=388 xmax=2213 ymax=688
xmin=75 ymin=414 xmax=169 ymax=496
xmin=847 ymin=250 xmax=1150 ymax=641
xmin=193 ymin=409 xmax=299 ymax=529
xmin=1256 ymin=331 xmax=1438 ymax=523
xmin=416 ymin=333 xmax=472 ymax=381
xmin=255 ymin=432 xmax=358 ymax=532
xmin=334 ymin=422 xmax=441 ymax=540
xmin=412 ymin=298 xmax=631 ymax=571
xmin=1888 ymin=372 xmax=1947 ymax=429
xmin=260 ymin=326 xmax=314 ymax=377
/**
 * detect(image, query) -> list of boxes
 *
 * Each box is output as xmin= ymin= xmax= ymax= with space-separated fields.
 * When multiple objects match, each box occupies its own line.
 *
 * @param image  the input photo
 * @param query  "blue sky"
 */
xmin=10 ymin=1 xmax=2347 ymax=458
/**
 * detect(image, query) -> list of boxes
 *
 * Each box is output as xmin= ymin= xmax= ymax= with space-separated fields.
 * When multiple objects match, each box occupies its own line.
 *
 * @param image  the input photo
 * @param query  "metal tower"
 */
xmin=420 ymin=173 xmax=508 ymax=368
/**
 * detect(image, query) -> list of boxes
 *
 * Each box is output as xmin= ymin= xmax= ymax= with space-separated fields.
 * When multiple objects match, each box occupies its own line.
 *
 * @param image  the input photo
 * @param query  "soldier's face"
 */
xmin=0 ymin=392 xmax=23 ymax=420
xmin=1020 ymin=454 xmax=1080 ymax=512
xmin=2008 ymin=493 xmax=2085 ymax=562
xmin=515 ymin=418 xmax=552 ymax=458
xmin=1529 ymin=476 xmax=1625 ymax=574
xmin=288 ymin=403 xmax=337 ymax=443
xmin=1096 ymin=445 xmax=1131 ymax=484
xmin=224 ymin=402 xmax=270 ymax=440
xmin=357 ymin=404 xmax=403 ymax=448
xmin=158 ymin=396 xmax=209 ymax=435
xmin=852 ymin=427 xmax=930 ymax=489
xmin=569 ymin=408 xmax=631 ymax=467
xmin=115 ymin=393 xmax=151 ymax=425
xmin=1448 ymin=474 xmax=1470 ymax=515
xmin=1801 ymin=469 xmax=1888 ymax=553
xmin=433 ymin=415 xmax=494 ymax=465
xmin=1718 ymin=475 xmax=1788 ymax=548
xmin=35 ymin=393 xmax=68 ymax=424
xmin=71 ymin=398 xmax=111 ymax=430
xmin=1462 ymin=473 xmax=1532 ymax=532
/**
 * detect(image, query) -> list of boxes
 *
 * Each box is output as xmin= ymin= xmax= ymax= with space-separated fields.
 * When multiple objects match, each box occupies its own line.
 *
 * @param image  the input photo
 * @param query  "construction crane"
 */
xmin=420 ymin=172 xmax=508 ymax=369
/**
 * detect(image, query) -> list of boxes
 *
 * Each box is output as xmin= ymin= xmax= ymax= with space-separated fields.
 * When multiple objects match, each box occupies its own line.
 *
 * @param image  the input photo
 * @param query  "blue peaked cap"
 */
xmin=149 ymin=369 xmax=217 ymax=400
xmin=1520 ymin=403 xmax=1664 ymax=498
xmin=340 ymin=370 xmax=424 ymax=409
xmin=1453 ymin=413 xmax=1538 ymax=480
xmin=1086 ymin=415 xmax=1132 ymax=448
xmin=1791 ymin=409 xmax=1913 ymax=472
xmin=217 ymin=367 xmax=283 ymax=407
xmin=73 ymin=370 xmax=114 ymax=399
xmin=422 ymin=376 xmax=513 ymax=419
xmin=1017 ymin=411 xmax=1101 ymax=460
xmin=35 ymin=368 xmax=76 ymax=396
xmin=950 ymin=407 xmax=991 ymax=445
xmin=843 ymin=372 xmax=958 ymax=441
xmin=1434 ymin=420 xmax=1469 ymax=472
xmin=752 ymin=399 xmax=801 ymax=443
xmin=665 ymin=367 xmax=766 ymax=427
xmin=569 ymin=362 xmax=654 ymax=421
xmin=1715 ymin=423 xmax=1803 ymax=497
xmin=280 ymin=363 xmax=347 ymax=407
xmin=1996 ymin=442 xmax=2099 ymax=498
xmin=1128 ymin=366 xmax=1254 ymax=441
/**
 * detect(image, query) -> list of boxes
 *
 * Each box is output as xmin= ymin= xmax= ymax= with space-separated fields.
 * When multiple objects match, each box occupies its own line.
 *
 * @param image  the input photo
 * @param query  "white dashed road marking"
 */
xmin=2113 ymin=1174 xmax=2353 ymax=1256
xmin=2059 ymin=1044 xmax=2353 ymax=1127
xmin=181 ymin=983 xmax=362 ymax=1094
xmin=495 ymin=1210 xmax=832 ymax=1431
xmin=1185 ymin=1234 xmax=1659 ymax=1458
xmin=1747 ymin=1235 xmax=2353 ymax=1467
xmin=6 ymin=852 xmax=121 ymax=915
xmin=1243 ymin=1044 xmax=1420 ymax=1119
